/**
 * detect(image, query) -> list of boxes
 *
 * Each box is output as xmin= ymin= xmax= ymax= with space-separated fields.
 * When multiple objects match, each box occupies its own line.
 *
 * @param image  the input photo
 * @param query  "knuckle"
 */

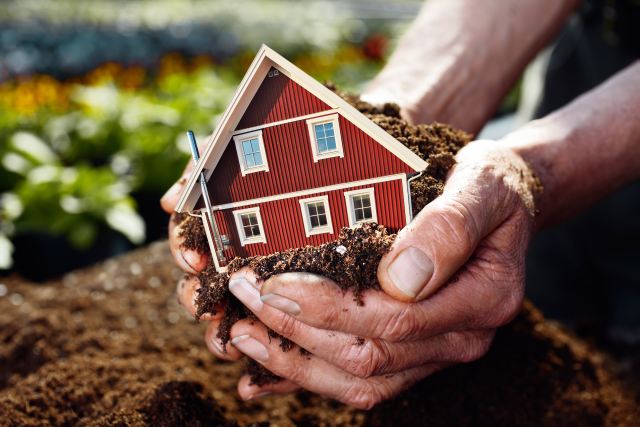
xmin=432 ymin=200 xmax=479 ymax=257
xmin=274 ymin=311 xmax=299 ymax=339
xmin=342 ymin=383 xmax=384 ymax=410
xmin=488 ymin=286 xmax=524 ymax=328
xmin=340 ymin=341 xmax=374 ymax=378
xmin=382 ymin=307 xmax=421 ymax=341
xmin=473 ymin=262 xmax=525 ymax=330
xmin=342 ymin=339 xmax=391 ymax=378
xmin=456 ymin=332 xmax=493 ymax=363
xmin=316 ymin=302 xmax=343 ymax=330
xmin=285 ymin=358 xmax=310 ymax=385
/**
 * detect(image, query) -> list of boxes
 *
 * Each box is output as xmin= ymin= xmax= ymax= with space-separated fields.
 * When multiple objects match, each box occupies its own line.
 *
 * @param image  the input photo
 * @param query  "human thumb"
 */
xmin=377 ymin=193 xmax=488 ymax=303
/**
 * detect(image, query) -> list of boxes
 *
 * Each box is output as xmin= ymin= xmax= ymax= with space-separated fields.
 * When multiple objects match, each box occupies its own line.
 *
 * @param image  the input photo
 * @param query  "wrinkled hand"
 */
xmin=170 ymin=140 xmax=539 ymax=408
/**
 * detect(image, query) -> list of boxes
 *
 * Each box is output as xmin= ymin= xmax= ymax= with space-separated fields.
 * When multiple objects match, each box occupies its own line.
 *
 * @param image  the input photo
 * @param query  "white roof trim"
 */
xmin=176 ymin=44 xmax=427 ymax=213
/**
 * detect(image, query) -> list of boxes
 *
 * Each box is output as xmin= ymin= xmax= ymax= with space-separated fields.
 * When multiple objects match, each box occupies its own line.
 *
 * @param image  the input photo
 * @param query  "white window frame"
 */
xmin=344 ymin=188 xmax=377 ymax=227
xmin=233 ymin=130 xmax=269 ymax=176
xmin=306 ymin=113 xmax=344 ymax=162
xmin=232 ymin=207 xmax=267 ymax=246
xmin=298 ymin=195 xmax=333 ymax=237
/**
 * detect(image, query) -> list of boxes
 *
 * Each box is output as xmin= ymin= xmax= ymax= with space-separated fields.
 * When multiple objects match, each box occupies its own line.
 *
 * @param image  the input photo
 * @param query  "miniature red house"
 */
xmin=176 ymin=45 xmax=427 ymax=271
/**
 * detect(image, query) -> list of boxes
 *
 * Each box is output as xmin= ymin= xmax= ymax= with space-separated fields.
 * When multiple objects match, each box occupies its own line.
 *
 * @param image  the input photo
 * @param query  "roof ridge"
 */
xmin=175 ymin=45 xmax=427 ymax=213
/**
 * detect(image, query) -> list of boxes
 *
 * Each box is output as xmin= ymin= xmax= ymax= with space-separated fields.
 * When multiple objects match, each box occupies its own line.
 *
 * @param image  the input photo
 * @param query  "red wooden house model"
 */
xmin=176 ymin=45 xmax=427 ymax=272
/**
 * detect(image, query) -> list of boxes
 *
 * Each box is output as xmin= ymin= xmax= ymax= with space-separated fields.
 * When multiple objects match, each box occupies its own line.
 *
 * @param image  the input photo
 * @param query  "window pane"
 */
xmin=306 ymin=201 xmax=329 ymax=229
xmin=325 ymin=136 xmax=337 ymax=151
xmin=355 ymin=209 xmax=364 ymax=221
xmin=242 ymin=140 xmax=253 ymax=153
xmin=353 ymin=196 xmax=362 ymax=210
xmin=253 ymin=151 xmax=263 ymax=166
xmin=360 ymin=195 xmax=371 ymax=208
xmin=314 ymin=121 xmax=340 ymax=155
xmin=363 ymin=207 xmax=372 ymax=219
xmin=241 ymin=138 xmax=265 ymax=169
xmin=241 ymin=213 xmax=260 ymax=237
xmin=324 ymin=123 xmax=334 ymax=136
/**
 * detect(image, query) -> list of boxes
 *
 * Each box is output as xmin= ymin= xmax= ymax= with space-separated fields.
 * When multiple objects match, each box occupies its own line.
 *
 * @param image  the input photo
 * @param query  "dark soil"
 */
xmin=336 ymin=95 xmax=471 ymax=215
xmin=194 ymin=223 xmax=396 ymax=385
xmin=174 ymin=212 xmax=209 ymax=255
xmin=0 ymin=243 xmax=638 ymax=425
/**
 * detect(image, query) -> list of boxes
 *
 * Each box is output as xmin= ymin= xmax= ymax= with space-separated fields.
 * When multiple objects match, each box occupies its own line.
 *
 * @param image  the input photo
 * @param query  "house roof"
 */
xmin=176 ymin=44 xmax=428 ymax=213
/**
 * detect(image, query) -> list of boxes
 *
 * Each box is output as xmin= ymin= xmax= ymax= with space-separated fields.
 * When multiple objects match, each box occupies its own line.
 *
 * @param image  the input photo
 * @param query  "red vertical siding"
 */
xmin=236 ymin=67 xmax=330 ymax=129
xmin=208 ymin=116 xmax=413 ymax=205
xmin=213 ymin=178 xmax=406 ymax=266
xmin=202 ymin=63 xmax=418 ymax=267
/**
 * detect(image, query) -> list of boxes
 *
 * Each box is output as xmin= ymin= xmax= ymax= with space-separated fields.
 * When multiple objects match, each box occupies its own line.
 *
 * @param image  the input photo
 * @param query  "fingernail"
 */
xmin=182 ymin=250 xmax=203 ymax=271
xmin=229 ymin=277 xmax=263 ymax=312
xmin=161 ymin=180 xmax=184 ymax=204
xmin=247 ymin=391 xmax=272 ymax=400
xmin=210 ymin=336 xmax=224 ymax=354
xmin=387 ymin=247 xmax=434 ymax=298
xmin=231 ymin=334 xmax=269 ymax=363
xmin=261 ymin=293 xmax=301 ymax=316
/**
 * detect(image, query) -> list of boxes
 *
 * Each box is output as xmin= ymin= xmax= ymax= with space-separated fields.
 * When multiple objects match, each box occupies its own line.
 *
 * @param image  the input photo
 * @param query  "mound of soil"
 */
xmin=0 ymin=243 xmax=638 ymax=426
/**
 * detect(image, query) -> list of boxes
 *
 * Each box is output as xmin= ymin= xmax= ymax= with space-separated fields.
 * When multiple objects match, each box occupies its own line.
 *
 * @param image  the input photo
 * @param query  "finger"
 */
xmin=257 ymin=271 xmax=400 ymax=338
xmin=169 ymin=214 xmax=209 ymax=274
xmin=237 ymin=375 xmax=300 ymax=401
xmin=204 ymin=318 xmax=243 ymax=361
xmin=229 ymin=319 xmax=446 ymax=409
xmin=161 ymin=175 xmax=190 ymax=213
xmin=229 ymin=270 xmax=494 ymax=376
xmin=377 ymin=196 xmax=481 ymax=303
xmin=257 ymin=270 xmax=515 ymax=341
xmin=176 ymin=275 xmax=220 ymax=321
xmin=378 ymin=146 xmax=519 ymax=302
xmin=309 ymin=330 xmax=495 ymax=378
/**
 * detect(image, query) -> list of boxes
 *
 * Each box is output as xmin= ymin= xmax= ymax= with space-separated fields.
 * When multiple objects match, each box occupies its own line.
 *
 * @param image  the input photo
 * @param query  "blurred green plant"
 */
xmin=0 ymin=43 xmax=386 ymax=269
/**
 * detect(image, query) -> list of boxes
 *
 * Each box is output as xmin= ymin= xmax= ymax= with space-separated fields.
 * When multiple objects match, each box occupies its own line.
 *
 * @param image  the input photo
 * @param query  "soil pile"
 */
xmin=0 ymin=242 xmax=638 ymax=426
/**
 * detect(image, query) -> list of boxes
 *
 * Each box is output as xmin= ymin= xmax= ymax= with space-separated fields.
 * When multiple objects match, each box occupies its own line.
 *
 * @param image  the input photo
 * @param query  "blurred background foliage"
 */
xmin=0 ymin=0 xmax=424 ymax=279
xmin=0 ymin=0 xmax=520 ymax=280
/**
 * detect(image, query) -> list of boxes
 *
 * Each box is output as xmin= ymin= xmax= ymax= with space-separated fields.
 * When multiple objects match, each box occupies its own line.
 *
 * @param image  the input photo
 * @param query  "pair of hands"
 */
xmin=161 ymin=140 xmax=537 ymax=409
